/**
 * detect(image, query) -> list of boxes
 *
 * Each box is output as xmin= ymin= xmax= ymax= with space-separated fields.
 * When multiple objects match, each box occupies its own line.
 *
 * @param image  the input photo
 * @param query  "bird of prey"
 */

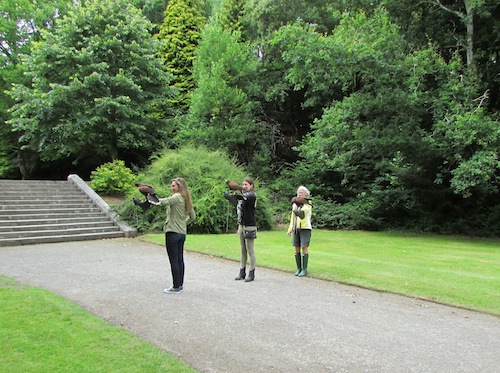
xmin=291 ymin=196 xmax=310 ymax=207
xmin=133 ymin=183 xmax=160 ymax=211
xmin=225 ymin=179 xmax=242 ymax=191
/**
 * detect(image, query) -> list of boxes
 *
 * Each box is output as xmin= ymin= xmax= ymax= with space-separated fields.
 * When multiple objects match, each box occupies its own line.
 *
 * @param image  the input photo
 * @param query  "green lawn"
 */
xmin=141 ymin=229 xmax=500 ymax=316
xmin=0 ymin=276 xmax=197 ymax=373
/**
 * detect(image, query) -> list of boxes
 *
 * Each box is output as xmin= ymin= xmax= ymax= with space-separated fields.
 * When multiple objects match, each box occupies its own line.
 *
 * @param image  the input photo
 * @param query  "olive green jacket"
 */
xmin=159 ymin=193 xmax=195 ymax=234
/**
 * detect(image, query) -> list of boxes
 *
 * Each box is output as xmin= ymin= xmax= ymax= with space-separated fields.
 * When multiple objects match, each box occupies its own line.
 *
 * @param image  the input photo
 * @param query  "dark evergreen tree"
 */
xmin=156 ymin=0 xmax=207 ymax=112
xmin=217 ymin=0 xmax=246 ymax=35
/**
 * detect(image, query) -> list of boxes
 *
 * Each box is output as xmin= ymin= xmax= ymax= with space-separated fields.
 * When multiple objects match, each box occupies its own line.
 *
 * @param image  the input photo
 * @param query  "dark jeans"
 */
xmin=165 ymin=232 xmax=186 ymax=288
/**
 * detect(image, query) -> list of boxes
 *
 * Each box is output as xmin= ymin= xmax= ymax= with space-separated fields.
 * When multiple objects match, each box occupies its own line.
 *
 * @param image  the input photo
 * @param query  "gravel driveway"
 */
xmin=1 ymin=238 xmax=499 ymax=372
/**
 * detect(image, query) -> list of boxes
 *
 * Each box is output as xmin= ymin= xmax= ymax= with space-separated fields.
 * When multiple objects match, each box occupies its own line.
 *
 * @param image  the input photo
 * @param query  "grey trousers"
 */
xmin=237 ymin=225 xmax=256 ymax=270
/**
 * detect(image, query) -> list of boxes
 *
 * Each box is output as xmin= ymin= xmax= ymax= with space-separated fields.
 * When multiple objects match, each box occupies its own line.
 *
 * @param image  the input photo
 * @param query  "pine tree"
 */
xmin=157 ymin=0 xmax=206 ymax=112
xmin=217 ymin=0 xmax=246 ymax=36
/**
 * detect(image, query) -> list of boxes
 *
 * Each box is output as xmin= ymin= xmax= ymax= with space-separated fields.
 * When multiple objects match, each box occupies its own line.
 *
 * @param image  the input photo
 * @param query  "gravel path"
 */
xmin=1 ymin=238 xmax=499 ymax=372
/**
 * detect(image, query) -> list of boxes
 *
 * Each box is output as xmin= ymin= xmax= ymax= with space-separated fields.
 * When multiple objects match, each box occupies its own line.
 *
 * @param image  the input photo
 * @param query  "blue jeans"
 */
xmin=166 ymin=232 xmax=186 ymax=288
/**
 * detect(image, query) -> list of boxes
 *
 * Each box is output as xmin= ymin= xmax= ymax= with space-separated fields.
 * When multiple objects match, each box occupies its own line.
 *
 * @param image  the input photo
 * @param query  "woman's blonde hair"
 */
xmin=172 ymin=177 xmax=194 ymax=213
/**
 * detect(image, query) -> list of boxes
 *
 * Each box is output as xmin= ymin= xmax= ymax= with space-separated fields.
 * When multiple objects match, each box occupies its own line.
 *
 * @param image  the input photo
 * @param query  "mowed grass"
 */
xmin=0 ymin=276 xmax=197 ymax=373
xmin=141 ymin=229 xmax=500 ymax=316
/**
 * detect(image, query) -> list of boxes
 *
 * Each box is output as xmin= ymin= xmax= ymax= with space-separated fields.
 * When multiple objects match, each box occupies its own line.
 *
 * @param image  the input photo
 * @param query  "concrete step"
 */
xmin=0 ymin=231 xmax=125 ymax=246
xmin=0 ymin=216 xmax=110 ymax=226
xmin=0 ymin=175 xmax=137 ymax=246
xmin=0 ymin=225 xmax=122 ymax=239
xmin=0 ymin=202 xmax=95 ymax=209
xmin=2 ymin=221 xmax=117 ymax=233
xmin=0 ymin=207 xmax=104 ymax=215
xmin=0 ymin=211 xmax=109 ymax=220
xmin=0 ymin=193 xmax=85 ymax=200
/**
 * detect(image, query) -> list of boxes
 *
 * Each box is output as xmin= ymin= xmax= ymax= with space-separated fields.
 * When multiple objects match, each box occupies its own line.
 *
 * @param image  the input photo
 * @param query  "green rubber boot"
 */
xmin=298 ymin=254 xmax=308 ymax=277
xmin=294 ymin=253 xmax=302 ymax=276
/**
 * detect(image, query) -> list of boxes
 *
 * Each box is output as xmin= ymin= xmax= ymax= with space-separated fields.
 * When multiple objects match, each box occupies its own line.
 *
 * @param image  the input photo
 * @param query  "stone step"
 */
xmin=2 ymin=221 xmax=117 ymax=233
xmin=0 ymin=194 xmax=82 ymax=200
xmin=0 ymin=207 xmax=104 ymax=215
xmin=0 ymin=231 xmax=125 ymax=246
xmin=0 ymin=211 xmax=108 ymax=220
xmin=0 ymin=216 xmax=110 ymax=226
xmin=0 ymin=181 xmax=76 ymax=189
xmin=0 ymin=175 xmax=137 ymax=246
xmin=0 ymin=201 xmax=95 ymax=209
xmin=0 ymin=225 xmax=122 ymax=239
xmin=0 ymin=192 xmax=84 ymax=199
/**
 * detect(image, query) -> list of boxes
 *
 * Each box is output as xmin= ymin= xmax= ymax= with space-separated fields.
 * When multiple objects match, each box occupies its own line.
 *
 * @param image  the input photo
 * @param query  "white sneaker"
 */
xmin=163 ymin=286 xmax=183 ymax=294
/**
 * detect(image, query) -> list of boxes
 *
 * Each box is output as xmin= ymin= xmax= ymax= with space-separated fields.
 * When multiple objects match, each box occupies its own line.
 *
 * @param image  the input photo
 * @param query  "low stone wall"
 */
xmin=67 ymin=174 xmax=137 ymax=238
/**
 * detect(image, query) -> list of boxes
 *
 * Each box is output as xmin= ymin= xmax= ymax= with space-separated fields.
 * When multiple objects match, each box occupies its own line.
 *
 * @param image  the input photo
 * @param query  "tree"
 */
xmin=382 ymin=0 xmax=500 ymax=108
xmin=274 ymin=9 xmax=500 ymax=234
xmin=176 ymin=22 xmax=276 ymax=172
xmin=132 ymin=0 xmax=168 ymax=26
xmin=0 ymin=0 xmax=73 ymax=177
xmin=156 ymin=0 xmax=206 ymax=112
xmin=7 ymin=0 xmax=173 ymax=177
xmin=217 ymin=0 xmax=246 ymax=35
xmin=244 ymin=0 xmax=337 ymax=38
xmin=426 ymin=0 xmax=484 ymax=73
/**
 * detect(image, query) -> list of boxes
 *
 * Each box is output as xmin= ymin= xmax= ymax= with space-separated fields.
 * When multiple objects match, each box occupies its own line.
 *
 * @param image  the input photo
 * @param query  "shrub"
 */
xmin=311 ymin=195 xmax=382 ymax=231
xmin=117 ymin=145 xmax=275 ymax=233
xmin=90 ymin=160 xmax=136 ymax=195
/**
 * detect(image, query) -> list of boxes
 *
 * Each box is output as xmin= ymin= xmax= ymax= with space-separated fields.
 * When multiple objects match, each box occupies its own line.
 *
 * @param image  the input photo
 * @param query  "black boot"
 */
xmin=244 ymin=269 xmax=255 ymax=282
xmin=294 ymin=253 xmax=302 ymax=276
xmin=235 ymin=268 xmax=246 ymax=280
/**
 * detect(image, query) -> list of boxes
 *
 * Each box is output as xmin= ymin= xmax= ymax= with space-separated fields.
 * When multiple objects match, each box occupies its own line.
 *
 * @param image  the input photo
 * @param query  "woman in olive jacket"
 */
xmin=159 ymin=177 xmax=195 ymax=294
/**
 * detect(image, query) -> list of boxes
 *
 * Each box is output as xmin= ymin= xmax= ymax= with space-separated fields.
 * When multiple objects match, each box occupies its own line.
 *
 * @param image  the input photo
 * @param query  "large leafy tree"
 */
xmin=156 ymin=0 xmax=206 ymax=112
xmin=7 ymin=0 xmax=173 ymax=177
xmin=0 ymin=0 xmax=72 ymax=177
xmin=177 ymin=22 xmax=275 ymax=172
xmin=132 ymin=0 xmax=168 ymax=26
xmin=382 ymin=0 xmax=500 ymax=108
xmin=273 ymin=9 xmax=500 ymax=234
xmin=244 ymin=0 xmax=337 ymax=38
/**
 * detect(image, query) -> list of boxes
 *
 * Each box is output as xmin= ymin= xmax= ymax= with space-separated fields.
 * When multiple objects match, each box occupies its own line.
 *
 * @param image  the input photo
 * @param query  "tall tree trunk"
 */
xmin=433 ymin=0 xmax=477 ymax=73
xmin=18 ymin=149 xmax=39 ymax=179
xmin=464 ymin=0 xmax=477 ymax=73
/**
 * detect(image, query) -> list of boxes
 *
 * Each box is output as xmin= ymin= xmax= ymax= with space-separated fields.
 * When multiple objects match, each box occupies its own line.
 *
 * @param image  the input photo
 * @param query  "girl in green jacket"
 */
xmin=160 ymin=177 xmax=195 ymax=294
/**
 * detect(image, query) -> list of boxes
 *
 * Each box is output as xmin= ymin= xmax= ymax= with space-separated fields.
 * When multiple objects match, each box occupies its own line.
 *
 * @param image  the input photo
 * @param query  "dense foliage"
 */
xmin=0 ymin=0 xmax=74 ymax=178
xmin=117 ymin=146 xmax=274 ymax=233
xmin=90 ymin=160 xmax=137 ymax=195
xmin=270 ymin=10 xmax=500 ymax=235
xmin=1 ymin=0 xmax=499 ymax=236
xmin=6 ymin=0 xmax=173 ymax=177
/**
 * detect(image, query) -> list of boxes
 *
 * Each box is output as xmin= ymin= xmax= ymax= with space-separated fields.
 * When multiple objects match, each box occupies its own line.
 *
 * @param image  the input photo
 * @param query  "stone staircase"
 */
xmin=0 ymin=175 xmax=137 ymax=246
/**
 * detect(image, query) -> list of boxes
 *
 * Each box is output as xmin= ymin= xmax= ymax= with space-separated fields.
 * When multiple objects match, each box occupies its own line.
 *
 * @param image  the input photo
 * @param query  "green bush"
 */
xmin=312 ymin=195 xmax=383 ymax=231
xmin=117 ymin=145 xmax=275 ymax=234
xmin=90 ymin=160 xmax=136 ymax=195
